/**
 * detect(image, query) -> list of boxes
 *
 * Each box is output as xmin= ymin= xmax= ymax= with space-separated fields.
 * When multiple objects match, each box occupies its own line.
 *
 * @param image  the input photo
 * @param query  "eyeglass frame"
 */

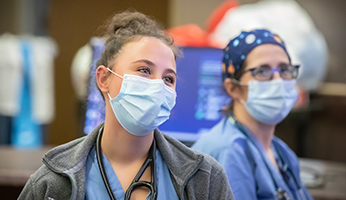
xmin=236 ymin=64 xmax=300 ymax=81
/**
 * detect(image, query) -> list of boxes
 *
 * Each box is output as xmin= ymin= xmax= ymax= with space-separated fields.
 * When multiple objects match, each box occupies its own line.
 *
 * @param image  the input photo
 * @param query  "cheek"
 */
xmin=238 ymin=86 xmax=249 ymax=101
xmin=108 ymin=77 xmax=123 ymax=98
xmin=243 ymin=87 xmax=249 ymax=101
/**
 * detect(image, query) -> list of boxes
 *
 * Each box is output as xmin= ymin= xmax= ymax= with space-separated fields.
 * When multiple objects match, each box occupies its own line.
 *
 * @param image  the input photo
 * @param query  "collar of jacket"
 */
xmin=42 ymin=123 xmax=102 ymax=174
xmin=42 ymin=123 xmax=204 ymax=198
xmin=153 ymin=129 xmax=204 ymax=197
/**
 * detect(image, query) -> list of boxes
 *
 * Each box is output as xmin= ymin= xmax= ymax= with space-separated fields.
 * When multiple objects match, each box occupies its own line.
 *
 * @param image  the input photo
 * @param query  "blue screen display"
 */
xmin=84 ymin=46 xmax=230 ymax=142
xmin=84 ymin=41 xmax=105 ymax=135
xmin=159 ymin=47 xmax=230 ymax=141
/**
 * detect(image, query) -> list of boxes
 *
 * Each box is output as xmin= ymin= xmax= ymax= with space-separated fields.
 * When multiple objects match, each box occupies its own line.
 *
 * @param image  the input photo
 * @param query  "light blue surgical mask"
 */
xmin=233 ymin=78 xmax=298 ymax=125
xmin=107 ymin=68 xmax=177 ymax=136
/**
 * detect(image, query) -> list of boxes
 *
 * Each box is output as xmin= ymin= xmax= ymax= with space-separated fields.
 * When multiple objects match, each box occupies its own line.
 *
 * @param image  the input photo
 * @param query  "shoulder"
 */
xmin=192 ymin=117 xmax=246 ymax=156
xmin=155 ymin=130 xmax=234 ymax=199
xmin=218 ymin=136 xmax=254 ymax=180
xmin=155 ymin=129 xmax=223 ymax=179
xmin=43 ymin=123 xmax=102 ymax=172
xmin=18 ymin=165 xmax=72 ymax=200
xmin=197 ymin=152 xmax=227 ymax=175
xmin=186 ymin=153 xmax=235 ymax=200
xmin=19 ymin=124 xmax=103 ymax=200
xmin=31 ymin=165 xmax=72 ymax=187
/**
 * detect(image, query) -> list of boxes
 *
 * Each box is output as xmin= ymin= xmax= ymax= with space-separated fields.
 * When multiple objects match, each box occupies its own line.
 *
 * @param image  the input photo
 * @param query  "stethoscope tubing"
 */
xmin=96 ymin=126 xmax=116 ymax=200
xmin=230 ymin=114 xmax=306 ymax=200
xmin=96 ymin=126 xmax=157 ymax=200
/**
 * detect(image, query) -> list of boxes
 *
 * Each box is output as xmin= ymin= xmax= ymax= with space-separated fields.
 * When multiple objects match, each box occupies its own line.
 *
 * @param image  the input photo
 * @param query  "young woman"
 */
xmin=19 ymin=11 xmax=233 ymax=200
xmin=192 ymin=29 xmax=313 ymax=200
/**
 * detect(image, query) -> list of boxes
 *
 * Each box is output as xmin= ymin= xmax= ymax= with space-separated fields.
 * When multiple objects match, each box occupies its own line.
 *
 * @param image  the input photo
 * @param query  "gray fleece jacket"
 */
xmin=18 ymin=124 xmax=234 ymax=200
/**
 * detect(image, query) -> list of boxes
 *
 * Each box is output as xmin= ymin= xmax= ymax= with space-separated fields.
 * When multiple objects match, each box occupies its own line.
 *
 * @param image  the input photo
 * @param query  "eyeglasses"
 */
xmin=239 ymin=64 xmax=300 ymax=81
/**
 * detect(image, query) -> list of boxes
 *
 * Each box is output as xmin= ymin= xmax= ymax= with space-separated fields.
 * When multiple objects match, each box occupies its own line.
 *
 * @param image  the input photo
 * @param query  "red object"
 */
xmin=166 ymin=0 xmax=238 ymax=47
xmin=206 ymin=0 xmax=239 ymax=34
xmin=167 ymin=24 xmax=209 ymax=47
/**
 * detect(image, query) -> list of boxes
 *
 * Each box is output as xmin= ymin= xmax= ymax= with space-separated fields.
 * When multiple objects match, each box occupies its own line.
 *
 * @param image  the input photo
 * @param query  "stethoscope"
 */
xmin=96 ymin=126 xmax=157 ymax=200
xmin=229 ymin=114 xmax=307 ymax=200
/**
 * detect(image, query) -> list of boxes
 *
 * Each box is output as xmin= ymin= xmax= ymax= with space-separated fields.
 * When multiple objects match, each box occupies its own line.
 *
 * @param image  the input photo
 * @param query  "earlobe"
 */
xmin=96 ymin=65 xmax=110 ymax=94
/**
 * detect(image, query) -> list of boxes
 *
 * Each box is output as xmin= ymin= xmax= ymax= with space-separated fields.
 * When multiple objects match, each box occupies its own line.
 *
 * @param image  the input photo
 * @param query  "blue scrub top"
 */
xmin=85 ymin=146 xmax=178 ymax=200
xmin=192 ymin=117 xmax=313 ymax=200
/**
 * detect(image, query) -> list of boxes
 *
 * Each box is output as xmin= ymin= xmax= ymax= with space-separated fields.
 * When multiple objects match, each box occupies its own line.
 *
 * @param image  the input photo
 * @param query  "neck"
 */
xmin=101 ymin=104 xmax=153 ymax=164
xmin=233 ymin=101 xmax=275 ymax=150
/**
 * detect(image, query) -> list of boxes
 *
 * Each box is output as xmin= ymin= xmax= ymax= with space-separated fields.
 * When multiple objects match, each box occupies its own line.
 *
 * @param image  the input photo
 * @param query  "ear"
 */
xmin=224 ymin=78 xmax=240 ymax=100
xmin=96 ymin=65 xmax=110 ymax=94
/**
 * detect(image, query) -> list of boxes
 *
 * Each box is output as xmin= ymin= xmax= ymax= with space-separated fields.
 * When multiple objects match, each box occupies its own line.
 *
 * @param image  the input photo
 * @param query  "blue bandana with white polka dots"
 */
xmin=222 ymin=29 xmax=290 ymax=81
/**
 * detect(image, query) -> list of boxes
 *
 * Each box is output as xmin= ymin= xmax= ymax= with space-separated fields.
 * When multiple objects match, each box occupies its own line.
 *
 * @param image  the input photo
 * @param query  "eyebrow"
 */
xmin=132 ymin=59 xmax=155 ymax=66
xmin=165 ymin=68 xmax=177 ymax=77
xmin=132 ymin=59 xmax=177 ymax=77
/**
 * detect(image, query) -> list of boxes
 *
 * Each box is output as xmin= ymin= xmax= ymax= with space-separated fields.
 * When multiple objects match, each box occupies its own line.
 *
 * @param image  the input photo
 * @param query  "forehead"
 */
xmin=245 ymin=44 xmax=289 ymax=68
xmin=116 ymin=37 xmax=176 ymax=69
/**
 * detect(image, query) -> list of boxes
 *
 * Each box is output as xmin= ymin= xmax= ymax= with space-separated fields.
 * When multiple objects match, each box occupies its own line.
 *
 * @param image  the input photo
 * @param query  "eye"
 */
xmin=256 ymin=68 xmax=265 ymax=74
xmin=163 ymin=75 xmax=175 ymax=85
xmin=254 ymin=67 xmax=269 ymax=76
xmin=138 ymin=67 xmax=151 ymax=74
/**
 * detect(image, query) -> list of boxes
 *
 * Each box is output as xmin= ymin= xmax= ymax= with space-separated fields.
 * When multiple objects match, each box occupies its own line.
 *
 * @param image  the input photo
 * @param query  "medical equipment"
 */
xmin=96 ymin=126 xmax=157 ymax=200
xmin=230 ymin=114 xmax=307 ymax=200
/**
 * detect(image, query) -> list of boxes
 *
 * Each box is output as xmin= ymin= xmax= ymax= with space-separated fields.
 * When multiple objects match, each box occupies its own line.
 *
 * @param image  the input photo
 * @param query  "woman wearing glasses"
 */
xmin=19 ymin=11 xmax=233 ymax=200
xmin=193 ymin=29 xmax=313 ymax=200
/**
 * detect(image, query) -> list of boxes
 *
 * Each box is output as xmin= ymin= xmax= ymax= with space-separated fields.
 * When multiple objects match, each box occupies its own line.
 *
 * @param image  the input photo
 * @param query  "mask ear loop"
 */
xmin=107 ymin=93 xmax=112 ymax=100
xmin=239 ymin=98 xmax=247 ymax=106
xmin=106 ymin=67 xmax=123 ymax=79
xmin=230 ymin=78 xmax=248 ymax=105
xmin=231 ymin=78 xmax=248 ymax=86
xmin=106 ymin=67 xmax=124 ymax=100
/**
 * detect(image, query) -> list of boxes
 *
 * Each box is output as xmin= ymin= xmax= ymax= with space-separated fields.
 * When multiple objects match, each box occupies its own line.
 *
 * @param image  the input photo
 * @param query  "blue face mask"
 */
xmin=236 ymin=79 xmax=298 ymax=125
xmin=107 ymin=68 xmax=177 ymax=136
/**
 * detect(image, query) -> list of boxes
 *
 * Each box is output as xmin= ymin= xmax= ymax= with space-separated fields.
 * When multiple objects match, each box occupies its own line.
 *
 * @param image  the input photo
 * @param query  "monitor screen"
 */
xmin=84 ymin=39 xmax=105 ymax=135
xmin=84 ymin=46 xmax=230 ymax=143
xmin=159 ymin=47 xmax=229 ymax=142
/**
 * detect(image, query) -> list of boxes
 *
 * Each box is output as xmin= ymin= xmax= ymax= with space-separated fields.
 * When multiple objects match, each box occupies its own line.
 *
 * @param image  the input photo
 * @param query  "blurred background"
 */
xmin=0 ymin=0 xmax=345 ymax=199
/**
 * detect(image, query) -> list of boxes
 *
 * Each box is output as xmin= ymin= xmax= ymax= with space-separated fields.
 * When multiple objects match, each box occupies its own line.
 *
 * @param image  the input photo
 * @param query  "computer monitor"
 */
xmin=83 ymin=39 xmax=105 ymax=135
xmin=159 ymin=47 xmax=229 ymax=142
xmin=84 ymin=46 xmax=230 ymax=143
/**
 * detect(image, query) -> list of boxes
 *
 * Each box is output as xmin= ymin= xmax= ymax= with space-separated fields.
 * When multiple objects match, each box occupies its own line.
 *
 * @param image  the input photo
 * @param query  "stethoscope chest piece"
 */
xmin=276 ymin=188 xmax=290 ymax=200
xmin=230 ymin=114 xmax=306 ymax=200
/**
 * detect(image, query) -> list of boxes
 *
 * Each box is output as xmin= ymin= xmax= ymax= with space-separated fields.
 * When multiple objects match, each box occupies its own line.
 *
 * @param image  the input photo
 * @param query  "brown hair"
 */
xmin=221 ymin=59 xmax=247 ymax=116
xmin=96 ymin=10 xmax=180 ymax=99
xmin=97 ymin=10 xmax=180 ymax=69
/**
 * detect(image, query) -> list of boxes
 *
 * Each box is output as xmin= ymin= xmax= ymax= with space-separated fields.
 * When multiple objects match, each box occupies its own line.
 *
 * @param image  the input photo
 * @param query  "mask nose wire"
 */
xmin=106 ymin=67 xmax=124 ymax=100
xmin=271 ymin=68 xmax=281 ymax=80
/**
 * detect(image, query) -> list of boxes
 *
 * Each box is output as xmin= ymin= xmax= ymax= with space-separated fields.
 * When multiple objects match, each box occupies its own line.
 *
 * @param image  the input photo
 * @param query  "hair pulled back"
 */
xmin=221 ymin=60 xmax=247 ymax=116
xmin=97 ymin=10 xmax=179 ymax=68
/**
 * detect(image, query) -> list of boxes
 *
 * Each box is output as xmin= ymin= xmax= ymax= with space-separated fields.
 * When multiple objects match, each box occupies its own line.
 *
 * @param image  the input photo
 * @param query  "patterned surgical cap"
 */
xmin=222 ymin=29 xmax=290 ymax=81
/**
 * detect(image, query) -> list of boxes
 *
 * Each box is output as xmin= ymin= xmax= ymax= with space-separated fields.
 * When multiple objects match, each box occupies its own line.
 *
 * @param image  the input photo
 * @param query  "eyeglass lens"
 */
xmin=250 ymin=64 xmax=298 ymax=81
